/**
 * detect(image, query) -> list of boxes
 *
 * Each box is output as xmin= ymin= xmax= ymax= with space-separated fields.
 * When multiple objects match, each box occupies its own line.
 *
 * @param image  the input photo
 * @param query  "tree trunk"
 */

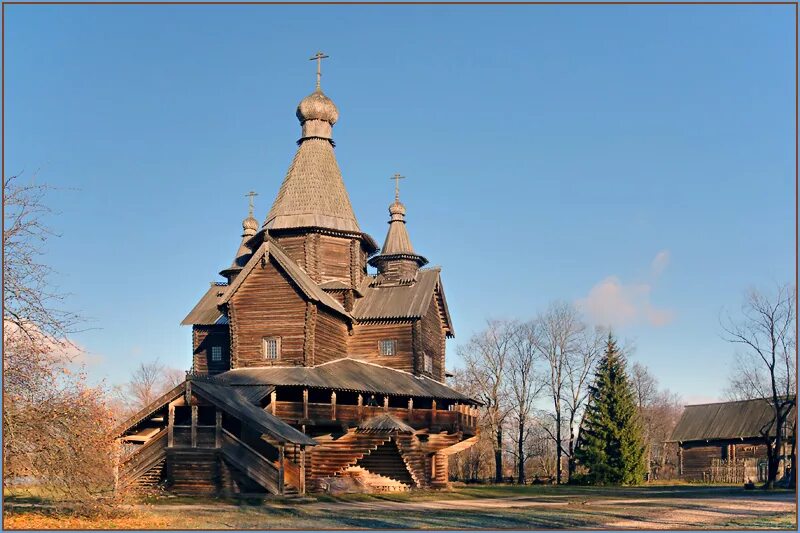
xmin=495 ymin=426 xmax=504 ymax=483
xmin=518 ymin=419 xmax=526 ymax=485
xmin=555 ymin=412 xmax=562 ymax=484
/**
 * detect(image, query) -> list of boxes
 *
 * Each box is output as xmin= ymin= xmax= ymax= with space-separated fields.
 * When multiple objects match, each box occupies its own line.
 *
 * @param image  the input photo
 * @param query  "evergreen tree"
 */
xmin=574 ymin=333 xmax=647 ymax=485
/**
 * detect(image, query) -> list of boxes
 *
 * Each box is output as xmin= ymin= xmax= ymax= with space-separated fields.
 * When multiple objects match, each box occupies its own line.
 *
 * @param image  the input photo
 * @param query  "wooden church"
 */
xmin=115 ymin=55 xmax=480 ymax=496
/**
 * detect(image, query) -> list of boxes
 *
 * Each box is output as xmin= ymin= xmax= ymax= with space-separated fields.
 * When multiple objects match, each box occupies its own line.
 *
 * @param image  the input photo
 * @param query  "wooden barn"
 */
xmin=669 ymin=397 xmax=796 ymax=483
xmin=115 ymin=57 xmax=480 ymax=497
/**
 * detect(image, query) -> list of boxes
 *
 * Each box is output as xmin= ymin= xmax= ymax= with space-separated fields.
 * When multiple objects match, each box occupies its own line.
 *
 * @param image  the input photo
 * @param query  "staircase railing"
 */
xmin=118 ymin=429 xmax=168 ymax=486
xmin=219 ymin=429 xmax=281 ymax=494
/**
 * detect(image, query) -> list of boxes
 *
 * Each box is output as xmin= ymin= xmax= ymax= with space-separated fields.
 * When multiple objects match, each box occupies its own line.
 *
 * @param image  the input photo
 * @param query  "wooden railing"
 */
xmin=271 ymin=400 xmax=478 ymax=433
xmin=219 ymin=429 xmax=281 ymax=494
xmin=119 ymin=429 xmax=168 ymax=486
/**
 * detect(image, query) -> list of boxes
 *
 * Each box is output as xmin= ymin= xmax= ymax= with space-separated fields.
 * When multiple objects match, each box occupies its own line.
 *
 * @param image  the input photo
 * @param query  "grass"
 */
xmin=4 ymin=484 xmax=797 ymax=530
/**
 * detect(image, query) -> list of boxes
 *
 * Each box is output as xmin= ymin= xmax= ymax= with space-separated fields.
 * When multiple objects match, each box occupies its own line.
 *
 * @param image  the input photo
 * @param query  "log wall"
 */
xmin=229 ymin=257 xmax=307 ymax=367
xmin=417 ymin=294 xmax=446 ymax=381
xmin=192 ymin=325 xmax=231 ymax=375
xmin=348 ymin=322 xmax=414 ymax=372
xmin=315 ymin=308 xmax=348 ymax=364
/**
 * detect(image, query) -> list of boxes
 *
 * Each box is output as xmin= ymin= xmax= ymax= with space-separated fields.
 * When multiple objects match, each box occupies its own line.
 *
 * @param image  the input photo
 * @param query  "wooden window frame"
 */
xmin=263 ymin=336 xmax=281 ymax=360
xmin=423 ymin=352 xmax=433 ymax=374
xmin=210 ymin=346 xmax=222 ymax=362
xmin=378 ymin=339 xmax=397 ymax=356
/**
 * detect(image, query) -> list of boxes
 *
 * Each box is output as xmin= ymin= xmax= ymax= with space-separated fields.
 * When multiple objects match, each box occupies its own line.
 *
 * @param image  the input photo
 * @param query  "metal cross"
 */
xmin=309 ymin=51 xmax=329 ymax=90
xmin=245 ymin=190 xmax=258 ymax=217
xmin=390 ymin=173 xmax=405 ymax=203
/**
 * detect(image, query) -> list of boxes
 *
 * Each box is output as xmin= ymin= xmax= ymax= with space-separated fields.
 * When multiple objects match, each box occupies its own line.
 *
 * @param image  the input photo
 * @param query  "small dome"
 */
xmin=242 ymin=215 xmax=259 ymax=235
xmin=389 ymin=201 xmax=406 ymax=217
xmin=296 ymin=89 xmax=339 ymax=125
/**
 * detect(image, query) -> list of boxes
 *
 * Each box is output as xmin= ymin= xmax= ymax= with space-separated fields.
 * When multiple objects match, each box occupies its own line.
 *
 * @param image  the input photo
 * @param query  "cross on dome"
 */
xmin=309 ymin=51 xmax=329 ymax=90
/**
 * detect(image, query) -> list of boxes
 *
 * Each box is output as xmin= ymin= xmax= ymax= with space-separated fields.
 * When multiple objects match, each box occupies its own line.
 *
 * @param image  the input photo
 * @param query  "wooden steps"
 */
xmin=342 ymin=466 xmax=410 ymax=492
xmin=311 ymin=430 xmax=393 ymax=478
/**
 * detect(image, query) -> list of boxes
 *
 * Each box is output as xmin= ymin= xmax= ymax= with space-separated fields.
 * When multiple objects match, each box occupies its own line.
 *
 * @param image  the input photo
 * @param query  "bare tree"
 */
xmin=3 ymin=175 xmax=80 ymax=342
xmin=3 ymin=175 xmax=117 ymax=510
xmin=722 ymin=284 xmax=796 ymax=488
xmin=116 ymin=359 xmax=186 ymax=417
xmin=507 ymin=321 xmax=545 ymax=484
xmin=563 ymin=326 xmax=604 ymax=480
xmin=630 ymin=362 xmax=683 ymax=480
xmin=458 ymin=319 xmax=515 ymax=482
xmin=535 ymin=302 xmax=585 ymax=484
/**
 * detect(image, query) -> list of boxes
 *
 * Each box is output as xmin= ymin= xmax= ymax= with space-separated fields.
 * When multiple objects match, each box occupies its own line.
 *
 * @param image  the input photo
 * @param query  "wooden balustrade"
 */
xmin=270 ymin=400 xmax=474 ymax=432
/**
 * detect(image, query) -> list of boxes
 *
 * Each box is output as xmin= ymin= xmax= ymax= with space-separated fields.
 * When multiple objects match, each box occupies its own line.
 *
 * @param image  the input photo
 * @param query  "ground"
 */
xmin=3 ymin=484 xmax=797 ymax=529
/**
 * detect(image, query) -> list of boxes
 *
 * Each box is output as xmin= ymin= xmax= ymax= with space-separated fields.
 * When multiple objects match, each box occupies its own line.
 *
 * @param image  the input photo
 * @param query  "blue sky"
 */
xmin=5 ymin=4 xmax=794 ymax=403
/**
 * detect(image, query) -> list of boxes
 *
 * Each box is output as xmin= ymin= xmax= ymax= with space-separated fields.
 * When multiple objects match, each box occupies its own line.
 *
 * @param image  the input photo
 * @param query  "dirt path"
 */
xmin=138 ymin=491 xmax=796 ymax=529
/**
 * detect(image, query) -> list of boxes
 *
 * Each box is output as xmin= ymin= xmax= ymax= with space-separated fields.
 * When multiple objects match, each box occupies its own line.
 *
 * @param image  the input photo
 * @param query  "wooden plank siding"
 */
xmin=275 ymin=235 xmax=307 ymax=270
xmin=348 ymin=322 xmax=415 ymax=373
xmin=315 ymin=308 xmax=349 ymax=364
xmin=417 ymin=294 xmax=446 ymax=381
xmin=192 ymin=325 xmax=231 ymax=375
xmin=229 ymin=257 xmax=308 ymax=367
xmin=318 ymin=235 xmax=352 ymax=284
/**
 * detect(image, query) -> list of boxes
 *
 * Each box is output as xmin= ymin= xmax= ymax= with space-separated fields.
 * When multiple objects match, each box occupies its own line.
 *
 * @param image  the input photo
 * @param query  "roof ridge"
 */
xmin=684 ymin=395 xmax=795 ymax=408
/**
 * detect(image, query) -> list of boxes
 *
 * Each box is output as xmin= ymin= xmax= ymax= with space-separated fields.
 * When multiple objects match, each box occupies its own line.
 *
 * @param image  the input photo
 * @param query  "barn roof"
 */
xmin=181 ymin=283 xmax=227 ymax=326
xmin=669 ymin=397 xmax=796 ymax=443
xmin=213 ymin=358 xmax=477 ymax=404
xmin=351 ymin=269 xmax=453 ymax=335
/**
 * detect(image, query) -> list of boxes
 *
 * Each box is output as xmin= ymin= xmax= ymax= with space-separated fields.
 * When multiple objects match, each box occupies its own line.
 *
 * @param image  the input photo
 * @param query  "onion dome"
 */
xmin=296 ymin=89 xmax=339 ymax=125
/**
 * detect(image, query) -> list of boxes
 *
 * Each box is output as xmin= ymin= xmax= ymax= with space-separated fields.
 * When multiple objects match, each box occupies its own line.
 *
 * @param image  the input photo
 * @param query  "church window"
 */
xmin=211 ymin=346 xmax=222 ymax=362
xmin=378 ymin=339 xmax=397 ymax=356
xmin=424 ymin=353 xmax=433 ymax=374
xmin=263 ymin=337 xmax=280 ymax=360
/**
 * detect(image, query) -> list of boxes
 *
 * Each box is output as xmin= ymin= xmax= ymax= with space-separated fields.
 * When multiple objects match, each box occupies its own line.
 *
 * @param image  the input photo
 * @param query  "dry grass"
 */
xmin=4 ymin=484 xmax=797 ymax=530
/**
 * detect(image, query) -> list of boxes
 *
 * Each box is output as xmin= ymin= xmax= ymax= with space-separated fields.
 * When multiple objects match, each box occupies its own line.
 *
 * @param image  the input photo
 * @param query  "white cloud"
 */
xmin=650 ymin=250 xmax=670 ymax=277
xmin=576 ymin=251 xmax=674 ymax=328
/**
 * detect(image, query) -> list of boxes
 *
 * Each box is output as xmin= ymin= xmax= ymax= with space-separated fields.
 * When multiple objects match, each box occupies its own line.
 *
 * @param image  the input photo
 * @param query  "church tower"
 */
xmin=262 ymin=53 xmax=377 ymax=311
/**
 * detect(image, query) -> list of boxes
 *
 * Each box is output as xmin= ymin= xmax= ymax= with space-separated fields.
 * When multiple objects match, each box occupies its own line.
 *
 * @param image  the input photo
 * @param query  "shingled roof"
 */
xmin=181 ymin=283 xmax=227 ymax=326
xmin=213 ymin=358 xmax=477 ymax=403
xmin=352 ymin=269 xmax=454 ymax=336
xmin=669 ymin=397 xmax=796 ymax=443
xmin=264 ymin=136 xmax=360 ymax=233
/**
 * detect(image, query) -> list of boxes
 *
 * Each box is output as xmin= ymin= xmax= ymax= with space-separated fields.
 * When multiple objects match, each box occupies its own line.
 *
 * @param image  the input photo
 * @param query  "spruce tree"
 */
xmin=574 ymin=333 xmax=647 ymax=485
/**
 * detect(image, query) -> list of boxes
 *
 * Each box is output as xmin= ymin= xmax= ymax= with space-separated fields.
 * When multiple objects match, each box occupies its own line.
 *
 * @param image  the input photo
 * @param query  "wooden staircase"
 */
xmin=394 ymin=433 xmax=428 ymax=488
xmin=219 ymin=429 xmax=283 ymax=495
xmin=311 ymin=429 xmax=393 ymax=479
xmin=118 ymin=429 xmax=168 ymax=491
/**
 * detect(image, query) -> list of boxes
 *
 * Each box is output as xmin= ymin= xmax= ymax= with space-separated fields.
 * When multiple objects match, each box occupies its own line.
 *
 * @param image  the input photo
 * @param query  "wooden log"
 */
xmin=383 ymin=395 xmax=389 ymax=413
xmin=432 ymin=400 xmax=437 ymax=425
xmin=278 ymin=445 xmax=285 ymax=495
xmin=331 ymin=391 xmax=337 ymax=420
xmin=303 ymin=389 xmax=309 ymax=420
xmin=408 ymin=397 xmax=413 ymax=418
xmin=191 ymin=405 xmax=198 ymax=448
xmin=168 ymin=405 xmax=175 ymax=447
xmin=271 ymin=390 xmax=277 ymax=415
xmin=215 ymin=410 xmax=222 ymax=448
xmin=357 ymin=394 xmax=363 ymax=422
xmin=299 ymin=446 xmax=306 ymax=496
